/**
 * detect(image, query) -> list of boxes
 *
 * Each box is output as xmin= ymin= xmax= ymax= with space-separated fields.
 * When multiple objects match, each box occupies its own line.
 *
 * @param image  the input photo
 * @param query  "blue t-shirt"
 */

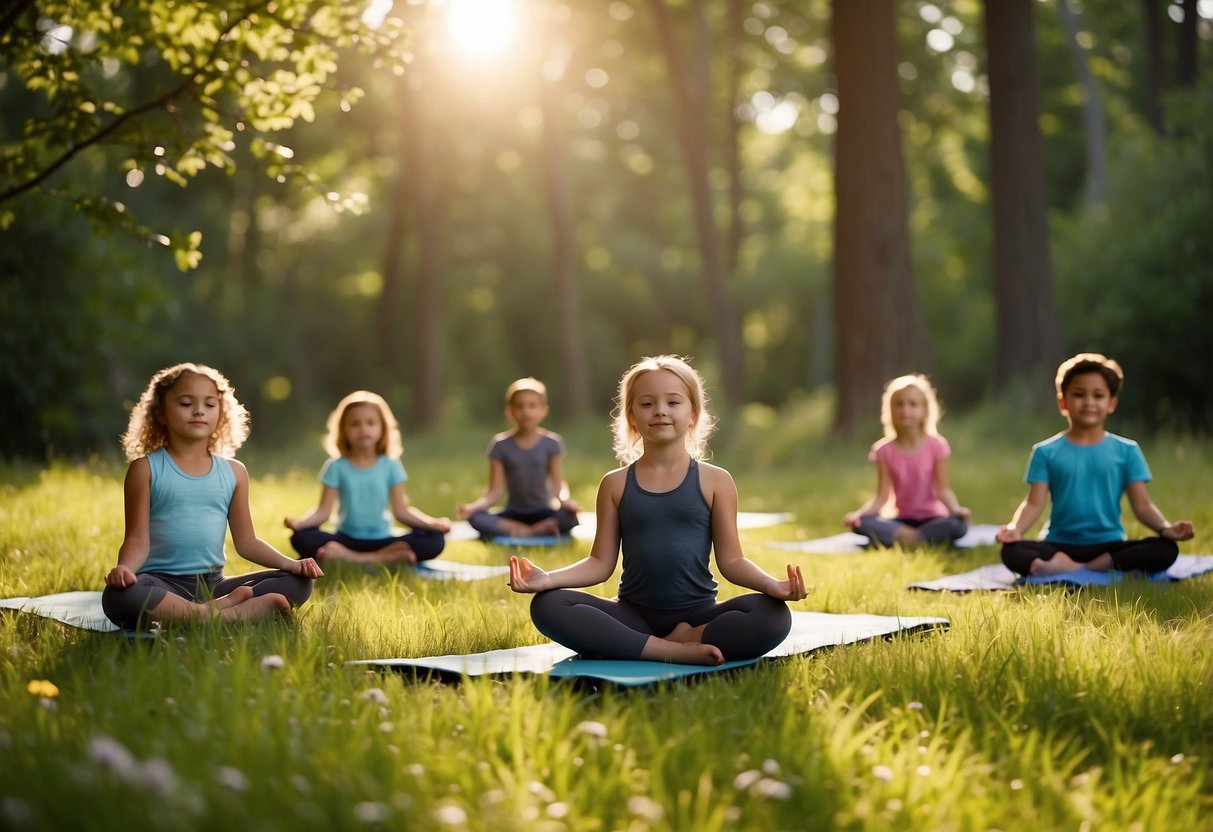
xmin=320 ymin=455 xmax=407 ymax=539
xmin=1025 ymin=432 xmax=1151 ymax=545
xmin=142 ymin=448 xmax=234 ymax=575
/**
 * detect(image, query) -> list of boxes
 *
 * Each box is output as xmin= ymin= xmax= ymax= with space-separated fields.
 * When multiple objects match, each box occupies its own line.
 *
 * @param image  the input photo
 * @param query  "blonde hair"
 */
xmin=323 ymin=391 xmax=403 ymax=459
xmin=880 ymin=374 xmax=942 ymax=439
xmin=610 ymin=355 xmax=715 ymax=465
xmin=121 ymin=363 xmax=249 ymax=460
xmin=505 ymin=377 xmax=548 ymax=405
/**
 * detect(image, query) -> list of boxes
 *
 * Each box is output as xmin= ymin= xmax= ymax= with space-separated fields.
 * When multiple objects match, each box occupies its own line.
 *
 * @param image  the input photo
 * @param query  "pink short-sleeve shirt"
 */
xmin=870 ymin=434 xmax=951 ymax=520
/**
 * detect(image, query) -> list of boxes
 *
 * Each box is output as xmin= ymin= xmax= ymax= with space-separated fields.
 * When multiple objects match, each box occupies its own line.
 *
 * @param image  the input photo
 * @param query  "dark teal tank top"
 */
xmin=617 ymin=460 xmax=718 ymax=609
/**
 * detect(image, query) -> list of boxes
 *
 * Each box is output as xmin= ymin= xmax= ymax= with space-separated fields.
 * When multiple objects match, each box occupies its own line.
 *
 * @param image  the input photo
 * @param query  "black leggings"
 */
xmin=101 ymin=569 xmax=314 ymax=630
xmin=1001 ymin=537 xmax=1178 ymax=577
xmin=467 ymin=508 xmax=579 ymax=539
xmin=289 ymin=528 xmax=445 ymax=561
xmin=530 ymin=590 xmax=791 ymax=661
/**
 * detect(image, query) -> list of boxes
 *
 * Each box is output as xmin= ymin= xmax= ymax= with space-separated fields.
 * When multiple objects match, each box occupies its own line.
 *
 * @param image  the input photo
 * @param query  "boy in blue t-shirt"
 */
xmin=996 ymin=353 xmax=1195 ymax=576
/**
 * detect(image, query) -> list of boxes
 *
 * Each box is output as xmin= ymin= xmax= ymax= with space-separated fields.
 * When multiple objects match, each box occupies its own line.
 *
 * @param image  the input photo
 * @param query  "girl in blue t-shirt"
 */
xmin=286 ymin=391 xmax=450 ymax=565
xmin=102 ymin=363 xmax=322 ymax=630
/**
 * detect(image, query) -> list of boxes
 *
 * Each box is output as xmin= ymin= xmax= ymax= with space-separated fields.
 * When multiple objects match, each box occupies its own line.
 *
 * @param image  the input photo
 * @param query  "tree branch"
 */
xmin=0 ymin=0 xmax=37 ymax=44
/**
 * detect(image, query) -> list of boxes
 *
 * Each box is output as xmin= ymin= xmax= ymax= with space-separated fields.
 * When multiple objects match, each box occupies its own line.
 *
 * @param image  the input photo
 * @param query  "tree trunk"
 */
xmin=724 ymin=0 xmax=745 ymax=277
xmin=1177 ymin=0 xmax=1199 ymax=87
xmin=1059 ymin=0 xmax=1108 ymax=204
xmin=984 ymin=0 xmax=1062 ymax=391
xmin=831 ymin=0 xmax=932 ymax=434
xmin=1142 ymin=0 xmax=1165 ymax=132
xmin=539 ymin=57 xmax=591 ymax=420
xmin=646 ymin=0 xmax=744 ymax=409
xmin=377 ymin=76 xmax=411 ymax=379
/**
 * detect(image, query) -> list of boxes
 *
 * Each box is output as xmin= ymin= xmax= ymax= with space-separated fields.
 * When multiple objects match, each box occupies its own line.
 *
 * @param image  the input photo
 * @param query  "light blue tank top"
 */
xmin=141 ymin=448 xmax=234 ymax=575
xmin=617 ymin=460 xmax=718 ymax=609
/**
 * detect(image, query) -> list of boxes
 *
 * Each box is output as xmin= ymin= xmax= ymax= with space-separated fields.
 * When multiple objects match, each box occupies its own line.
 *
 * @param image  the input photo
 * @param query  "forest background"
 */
xmin=1 ymin=0 xmax=1211 ymax=461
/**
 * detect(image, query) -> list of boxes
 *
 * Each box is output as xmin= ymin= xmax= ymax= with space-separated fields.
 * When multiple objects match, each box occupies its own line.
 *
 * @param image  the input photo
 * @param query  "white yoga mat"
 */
xmin=908 ymin=554 xmax=1213 ymax=592
xmin=768 ymin=523 xmax=1003 ymax=555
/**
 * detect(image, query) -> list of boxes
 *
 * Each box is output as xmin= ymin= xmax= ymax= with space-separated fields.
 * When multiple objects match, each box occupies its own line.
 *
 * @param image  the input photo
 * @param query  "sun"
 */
xmin=447 ymin=0 xmax=519 ymax=58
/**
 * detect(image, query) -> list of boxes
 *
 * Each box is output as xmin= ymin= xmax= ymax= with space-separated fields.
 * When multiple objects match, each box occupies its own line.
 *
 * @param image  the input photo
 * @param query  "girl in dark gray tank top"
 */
xmin=507 ymin=355 xmax=808 ymax=664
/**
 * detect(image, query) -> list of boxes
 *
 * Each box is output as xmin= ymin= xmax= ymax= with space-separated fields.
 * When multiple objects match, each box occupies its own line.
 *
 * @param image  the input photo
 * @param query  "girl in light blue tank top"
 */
xmin=506 ymin=356 xmax=809 ymax=664
xmin=102 ymin=364 xmax=322 ymax=630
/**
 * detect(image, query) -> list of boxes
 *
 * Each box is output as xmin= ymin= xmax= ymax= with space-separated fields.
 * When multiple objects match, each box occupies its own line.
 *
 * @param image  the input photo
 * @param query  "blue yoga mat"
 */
xmin=352 ymin=610 xmax=949 ymax=686
xmin=908 ymin=554 xmax=1213 ymax=592
xmin=415 ymin=560 xmax=511 ymax=581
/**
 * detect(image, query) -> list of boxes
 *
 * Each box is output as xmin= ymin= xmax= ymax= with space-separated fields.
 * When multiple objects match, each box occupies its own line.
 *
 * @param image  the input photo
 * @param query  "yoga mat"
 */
xmin=414 ymin=560 xmax=511 ymax=581
xmin=908 ymin=554 xmax=1213 ymax=592
xmin=0 ymin=591 xmax=120 ymax=632
xmin=768 ymin=523 xmax=1003 ymax=555
xmin=353 ymin=610 xmax=949 ymax=686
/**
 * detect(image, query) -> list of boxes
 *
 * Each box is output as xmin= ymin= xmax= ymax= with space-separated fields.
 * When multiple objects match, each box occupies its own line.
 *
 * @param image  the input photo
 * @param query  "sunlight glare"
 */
xmin=448 ymin=0 xmax=518 ymax=58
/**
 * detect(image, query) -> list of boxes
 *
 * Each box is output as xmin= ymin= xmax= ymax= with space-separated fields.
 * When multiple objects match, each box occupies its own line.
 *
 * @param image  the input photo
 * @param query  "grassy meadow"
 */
xmin=2 ymin=409 xmax=1212 ymax=831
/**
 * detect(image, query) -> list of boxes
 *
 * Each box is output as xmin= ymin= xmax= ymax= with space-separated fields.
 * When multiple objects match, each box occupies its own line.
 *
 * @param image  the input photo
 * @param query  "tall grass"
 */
xmin=1 ymin=422 xmax=1211 ymax=830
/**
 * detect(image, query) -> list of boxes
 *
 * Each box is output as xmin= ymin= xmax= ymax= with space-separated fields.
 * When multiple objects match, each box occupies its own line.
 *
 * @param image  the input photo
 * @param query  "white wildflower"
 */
xmin=88 ymin=737 xmax=138 ymax=780
xmin=575 ymin=720 xmax=608 ymax=739
xmin=354 ymin=801 xmax=390 ymax=823
xmin=361 ymin=687 xmax=389 ymax=705
xmin=433 ymin=803 xmax=467 ymax=825
xmin=214 ymin=766 xmax=249 ymax=792
xmin=527 ymin=780 xmax=557 ymax=803
xmin=733 ymin=770 xmax=761 ymax=790
xmin=873 ymin=765 xmax=894 ymax=783
xmin=752 ymin=778 xmax=792 ymax=800
xmin=627 ymin=795 xmax=664 ymax=821
xmin=260 ymin=654 xmax=285 ymax=670
xmin=546 ymin=802 xmax=570 ymax=818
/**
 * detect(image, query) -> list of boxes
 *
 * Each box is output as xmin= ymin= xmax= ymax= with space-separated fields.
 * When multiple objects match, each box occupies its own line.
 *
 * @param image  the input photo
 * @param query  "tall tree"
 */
xmin=831 ymin=0 xmax=932 ymax=434
xmin=539 ymin=41 xmax=591 ymax=420
xmin=1142 ymin=0 xmax=1166 ymax=132
xmin=1177 ymin=0 xmax=1199 ymax=88
xmin=1059 ymin=0 xmax=1108 ymax=204
xmin=983 ymin=0 xmax=1062 ymax=391
xmin=646 ymin=0 xmax=744 ymax=408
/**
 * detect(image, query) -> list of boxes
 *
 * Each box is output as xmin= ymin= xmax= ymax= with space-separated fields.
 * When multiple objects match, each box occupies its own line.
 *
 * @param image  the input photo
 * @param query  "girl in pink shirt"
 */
xmin=842 ymin=375 xmax=970 ymax=548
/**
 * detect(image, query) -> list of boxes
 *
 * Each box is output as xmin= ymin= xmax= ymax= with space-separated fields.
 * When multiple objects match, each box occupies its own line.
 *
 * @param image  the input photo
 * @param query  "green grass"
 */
xmin=2 ymin=423 xmax=1212 ymax=831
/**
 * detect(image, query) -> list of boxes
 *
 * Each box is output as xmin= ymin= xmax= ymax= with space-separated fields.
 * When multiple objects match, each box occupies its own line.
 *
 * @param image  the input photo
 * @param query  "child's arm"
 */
xmin=228 ymin=461 xmax=323 ymax=578
xmin=390 ymin=484 xmax=452 ymax=533
xmin=457 ymin=459 xmax=507 ymax=519
xmin=547 ymin=454 xmax=582 ymax=514
xmin=706 ymin=465 xmax=808 ymax=601
xmin=996 ymin=482 xmax=1049 ymax=543
xmin=284 ymin=486 xmax=337 ymax=531
xmin=932 ymin=458 xmax=971 ymax=519
xmin=508 ymin=470 xmax=623 ymax=593
xmin=106 ymin=458 xmax=152 ymax=589
xmin=1125 ymin=482 xmax=1195 ymax=541
xmin=842 ymin=461 xmax=892 ymax=528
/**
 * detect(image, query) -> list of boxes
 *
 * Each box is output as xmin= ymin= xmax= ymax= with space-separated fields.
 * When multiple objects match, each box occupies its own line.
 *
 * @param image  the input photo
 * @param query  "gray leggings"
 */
xmin=857 ymin=515 xmax=969 ymax=548
xmin=530 ymin=590 xmax=791 ymax=661
xmin=101 ymin=569 xmax=313 ymax=630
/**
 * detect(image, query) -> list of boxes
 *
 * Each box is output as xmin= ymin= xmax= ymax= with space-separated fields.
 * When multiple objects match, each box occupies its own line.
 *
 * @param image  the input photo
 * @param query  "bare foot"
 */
xmin=664 ymin=622 xmax=707 ymax=644
xmin=499 ymin=519 xmax=532 ymax=537
xmin=1029 ymin=552 xmax=1083 ymax=576
xmin=379 ymin=541 xmax=417 ymax=566
xmin=528 ymin=518 xmax=561 ymax=537
xmin=317 ymin=541 xmax=358 ymax=562
xmin=641 ymin=636 xmax=724 ymax=665
xmin=211 ymin=586 xmax=254 ymax=610
xmin=220 ymin=593 xmax=291 ymax=622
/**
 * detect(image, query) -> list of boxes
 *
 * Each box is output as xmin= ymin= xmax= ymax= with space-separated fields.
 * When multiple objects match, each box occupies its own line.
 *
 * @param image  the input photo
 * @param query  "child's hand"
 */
xmin=106 ymin=565 xmax=137 ymax=589
xmin=996 ymin=525 xmax=1022 ymax=544
xmin=284 ymin=517 xmax=298 ymax=531
xmin=295 ymin=558 xmax=324 ymax=579
xmin=954 ymin=506 xmax=973 ymax=521
xmin=1162 ymin=521 xmax=1195 ymax=541
xmin=561 ymin=498 xmax=582 ymax=514
xmin=431 ymin=517 xmax=453 ymax=534
xmin=842 ymin=511 xmax=862 ymax=529
xmin=768 ymin=564 xmax=809 ymax=602
xmin=508 ymin=555 xmax=552 ymax=594
xmin=456 ymin=503 xmax=475 ymax=520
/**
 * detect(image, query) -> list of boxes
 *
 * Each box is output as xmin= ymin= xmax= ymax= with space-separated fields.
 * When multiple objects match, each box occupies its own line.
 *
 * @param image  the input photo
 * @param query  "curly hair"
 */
xmin=879 ymin=374 xmax=943 ymax=440
xmin=121 ymin=363 xmax=249 ymax=460
xmin=322 ymin=391 xmax=403 ymax=459
xmin=610 ymin=355 xmax=715 ymax=465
